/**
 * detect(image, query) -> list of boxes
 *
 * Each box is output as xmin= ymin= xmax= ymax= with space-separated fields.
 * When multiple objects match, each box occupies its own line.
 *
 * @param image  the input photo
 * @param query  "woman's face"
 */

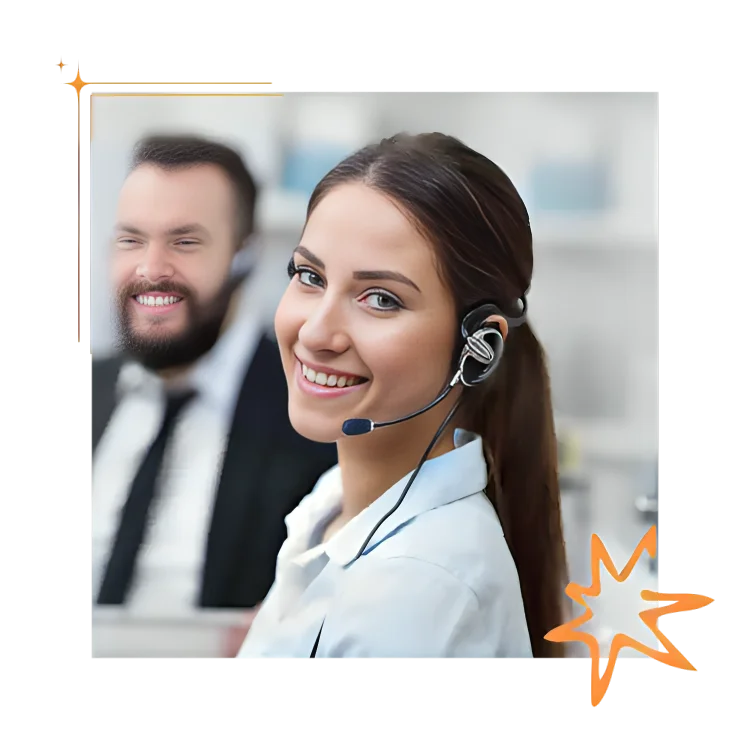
xmin=274 ymin=182 xmax=458 ymax=444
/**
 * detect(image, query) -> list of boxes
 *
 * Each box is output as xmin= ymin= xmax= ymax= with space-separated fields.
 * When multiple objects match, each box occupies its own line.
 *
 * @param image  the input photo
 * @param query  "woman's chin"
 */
xmin=288 ymin=410 xmax=342 ymax=444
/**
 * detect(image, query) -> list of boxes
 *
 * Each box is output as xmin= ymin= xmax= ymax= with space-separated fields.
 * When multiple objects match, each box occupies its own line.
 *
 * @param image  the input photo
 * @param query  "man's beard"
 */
xmin=115 ymin=276 xmax=242 ymax=372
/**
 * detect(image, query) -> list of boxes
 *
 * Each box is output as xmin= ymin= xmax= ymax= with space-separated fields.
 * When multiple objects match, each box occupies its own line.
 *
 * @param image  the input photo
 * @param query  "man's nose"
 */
xmin=136 ymin=244 xmax=174 ymax=283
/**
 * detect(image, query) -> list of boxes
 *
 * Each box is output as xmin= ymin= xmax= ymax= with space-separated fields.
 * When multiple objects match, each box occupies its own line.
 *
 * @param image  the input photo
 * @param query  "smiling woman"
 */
xmin=276 ymin=182 xmax=457 ymax=445
xmin=238 ymin=132 xmax=568 ymax=659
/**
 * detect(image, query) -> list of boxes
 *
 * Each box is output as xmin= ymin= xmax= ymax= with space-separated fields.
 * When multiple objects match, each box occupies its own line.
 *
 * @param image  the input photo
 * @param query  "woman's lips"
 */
xmin=294 ymin=358 xmax=369 ymax=399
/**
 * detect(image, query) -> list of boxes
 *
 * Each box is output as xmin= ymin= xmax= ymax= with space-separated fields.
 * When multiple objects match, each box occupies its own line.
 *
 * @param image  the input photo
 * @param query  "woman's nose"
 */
xmin=297 ymin=300 xmax=351 ymax=355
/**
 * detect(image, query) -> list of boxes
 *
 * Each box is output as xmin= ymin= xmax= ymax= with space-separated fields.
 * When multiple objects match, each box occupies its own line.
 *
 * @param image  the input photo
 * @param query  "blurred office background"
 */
xmin=91 ymin=93 xmax=658 ymax=657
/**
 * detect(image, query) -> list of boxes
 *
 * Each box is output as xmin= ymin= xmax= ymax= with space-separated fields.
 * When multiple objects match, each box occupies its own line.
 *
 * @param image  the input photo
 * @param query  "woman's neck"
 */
xmin=335 ymin=400 xmax=460 ymax=523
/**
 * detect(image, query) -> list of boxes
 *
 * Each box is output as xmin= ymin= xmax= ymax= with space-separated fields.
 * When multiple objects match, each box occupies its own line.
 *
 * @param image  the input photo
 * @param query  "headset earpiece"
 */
xmin=460 ymin=303 xmax=503 ymax=340
xmin=455 ymin=297 xmax=527 ymax=387
xmin=457 ymin=324 xmax=504 ymax=386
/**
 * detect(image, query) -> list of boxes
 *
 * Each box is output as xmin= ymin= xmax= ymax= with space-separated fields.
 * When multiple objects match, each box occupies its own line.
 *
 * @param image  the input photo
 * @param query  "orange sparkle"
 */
xmin=65 ymin=68 xmax=87 ymax=98
xmin=545 ymin=525 xmax=713 ymax=706
xmin=57 ymin=59 xmax=66 ymax=71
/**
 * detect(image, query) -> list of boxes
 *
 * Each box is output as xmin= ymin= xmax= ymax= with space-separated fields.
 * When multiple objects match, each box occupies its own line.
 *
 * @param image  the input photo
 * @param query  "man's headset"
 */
xmin=309 ymin=296 xmax=527 ymax=657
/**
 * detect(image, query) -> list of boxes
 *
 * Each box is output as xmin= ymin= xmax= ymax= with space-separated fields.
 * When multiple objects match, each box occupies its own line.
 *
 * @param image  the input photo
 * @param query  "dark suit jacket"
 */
xmin=93 ymin=335 xmax=338 ymax=609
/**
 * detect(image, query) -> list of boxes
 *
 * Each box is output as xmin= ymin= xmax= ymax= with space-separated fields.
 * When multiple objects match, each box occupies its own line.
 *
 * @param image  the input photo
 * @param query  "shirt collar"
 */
xmin=115 ymin=270 xmax=272 ymax=420
xmin=116 ymin=359 xmax=159 ymax=399
xmin=285 ymin=429 xmax=489 ymax=568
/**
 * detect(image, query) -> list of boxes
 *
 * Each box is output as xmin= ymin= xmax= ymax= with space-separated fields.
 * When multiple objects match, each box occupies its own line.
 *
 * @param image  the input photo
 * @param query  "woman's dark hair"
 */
xmin=132 ymin=134 xmax=257 ymax=247
xmin=307 ymin=133 xmax=568 ymax=657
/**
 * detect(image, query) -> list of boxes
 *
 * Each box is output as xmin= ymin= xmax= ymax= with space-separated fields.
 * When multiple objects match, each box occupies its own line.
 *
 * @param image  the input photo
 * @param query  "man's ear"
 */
xmin=482 ymin=313 xmax=509 ymax=340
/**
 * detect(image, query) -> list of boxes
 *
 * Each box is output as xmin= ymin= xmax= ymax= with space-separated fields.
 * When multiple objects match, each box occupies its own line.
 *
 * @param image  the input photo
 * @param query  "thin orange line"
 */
xmin=90 ymin=93 xmax=283 ymax=97
xmin=87 ymin=81 xmax=273 ymax=85
xmin=78 ymin=96 xmax=81 ymax=343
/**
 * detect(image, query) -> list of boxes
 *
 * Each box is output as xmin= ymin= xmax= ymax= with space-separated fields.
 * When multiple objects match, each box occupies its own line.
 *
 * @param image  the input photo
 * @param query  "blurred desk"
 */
xmin=93 ymin=607 xmax=251 ymax=658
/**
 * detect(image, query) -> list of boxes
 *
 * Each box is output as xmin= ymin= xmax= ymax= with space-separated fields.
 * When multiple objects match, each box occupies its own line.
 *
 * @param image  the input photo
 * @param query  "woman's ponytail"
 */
xmin=462 ymin=322 xmax=569 ymax=657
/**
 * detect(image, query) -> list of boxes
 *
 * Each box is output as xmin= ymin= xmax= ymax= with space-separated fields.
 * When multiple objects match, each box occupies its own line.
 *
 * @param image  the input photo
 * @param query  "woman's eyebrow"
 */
xmin=294 ymin=245 xmax=325 ymax=268
xmin=294 ymin=246 xmax=421 ymax=293
xmin=352 ymin=270 xmax=421 ymax=293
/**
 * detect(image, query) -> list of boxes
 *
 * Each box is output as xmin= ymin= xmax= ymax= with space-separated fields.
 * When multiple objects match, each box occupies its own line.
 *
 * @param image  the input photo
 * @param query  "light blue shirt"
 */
xmin=238 ymin=429 xmax=532 ymax=657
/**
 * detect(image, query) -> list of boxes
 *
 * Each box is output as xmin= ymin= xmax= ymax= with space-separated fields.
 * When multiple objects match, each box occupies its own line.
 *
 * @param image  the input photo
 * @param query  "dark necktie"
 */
xmin=97 ymin=390 xmax=195 ymax=605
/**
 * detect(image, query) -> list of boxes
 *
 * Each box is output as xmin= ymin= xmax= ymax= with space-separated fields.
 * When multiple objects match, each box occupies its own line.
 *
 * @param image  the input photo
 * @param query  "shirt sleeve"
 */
xmin=320 ymin=555 xmax=494 ymax=657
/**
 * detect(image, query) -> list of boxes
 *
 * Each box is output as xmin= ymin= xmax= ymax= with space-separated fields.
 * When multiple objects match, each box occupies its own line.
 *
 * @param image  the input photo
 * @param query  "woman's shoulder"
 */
xmin=326 ymin=522 xmax=530 ymax=656
xmin=327 ymin=554 xmax=480 ymax=656
xmin=369 ymin=491 xmax=520 ymax=600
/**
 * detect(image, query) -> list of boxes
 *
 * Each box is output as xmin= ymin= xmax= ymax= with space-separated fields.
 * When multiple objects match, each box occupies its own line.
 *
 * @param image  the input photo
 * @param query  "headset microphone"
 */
xmin=340 ymin=299 xmax=527 ymax=437
xmin=341 ymin=371 xmax=461 ymax=436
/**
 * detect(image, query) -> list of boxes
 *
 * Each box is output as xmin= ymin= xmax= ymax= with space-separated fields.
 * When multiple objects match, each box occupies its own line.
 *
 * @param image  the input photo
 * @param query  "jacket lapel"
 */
xmin=92 ymin=356 xmax=124 ymax=455
xmin=198 ymin=336 xmax=282 ymax=606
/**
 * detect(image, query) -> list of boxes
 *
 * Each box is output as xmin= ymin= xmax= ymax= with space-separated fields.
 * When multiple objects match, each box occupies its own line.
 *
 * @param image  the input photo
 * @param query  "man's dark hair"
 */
xmin=132 ymin=134 xmax=257 ymax=247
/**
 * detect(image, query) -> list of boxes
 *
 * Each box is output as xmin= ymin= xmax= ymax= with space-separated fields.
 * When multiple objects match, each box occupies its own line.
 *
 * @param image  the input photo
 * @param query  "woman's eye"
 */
xmin=362 ymin=292 xmax=402 ymax=311
xmin=297 ymin=269 xmax=325 ymax=288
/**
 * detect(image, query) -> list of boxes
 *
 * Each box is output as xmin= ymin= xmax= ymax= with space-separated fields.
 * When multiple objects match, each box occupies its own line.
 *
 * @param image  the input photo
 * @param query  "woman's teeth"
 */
xmin=135 ymin=295 xmax=182 ymax=306
xmin=302 ymin=364 xmax=365 ymax=388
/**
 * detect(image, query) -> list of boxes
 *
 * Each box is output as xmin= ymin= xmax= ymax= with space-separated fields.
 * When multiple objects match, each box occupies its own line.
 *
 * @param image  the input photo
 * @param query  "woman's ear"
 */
xmin=483 ymin=314 xmax=509 ymax=341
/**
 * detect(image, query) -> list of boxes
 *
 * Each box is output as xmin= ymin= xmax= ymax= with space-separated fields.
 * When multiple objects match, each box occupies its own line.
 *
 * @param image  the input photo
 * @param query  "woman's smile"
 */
xmin=293 ymin=355 xmax=370 ymax=399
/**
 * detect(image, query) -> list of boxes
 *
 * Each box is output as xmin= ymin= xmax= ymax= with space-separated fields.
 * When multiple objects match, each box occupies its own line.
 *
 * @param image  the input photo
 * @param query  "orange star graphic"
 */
xmin=57 ymin=59 xmax=66 ymax=71
xmin=545 ymin=525 xmax=713 ymax=706
xmin=65 ymin=67 xmax=87 ymax=98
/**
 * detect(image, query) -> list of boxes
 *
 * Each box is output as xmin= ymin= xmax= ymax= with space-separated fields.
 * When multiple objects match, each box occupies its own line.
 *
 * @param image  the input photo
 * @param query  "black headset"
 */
xmin=310 ymin=296 xmax=527 ymax=656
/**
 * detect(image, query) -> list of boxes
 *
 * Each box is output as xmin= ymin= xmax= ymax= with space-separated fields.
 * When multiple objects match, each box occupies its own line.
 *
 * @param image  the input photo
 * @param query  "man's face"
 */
xmin=111 ymin=164 xmax=239 ymax=371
